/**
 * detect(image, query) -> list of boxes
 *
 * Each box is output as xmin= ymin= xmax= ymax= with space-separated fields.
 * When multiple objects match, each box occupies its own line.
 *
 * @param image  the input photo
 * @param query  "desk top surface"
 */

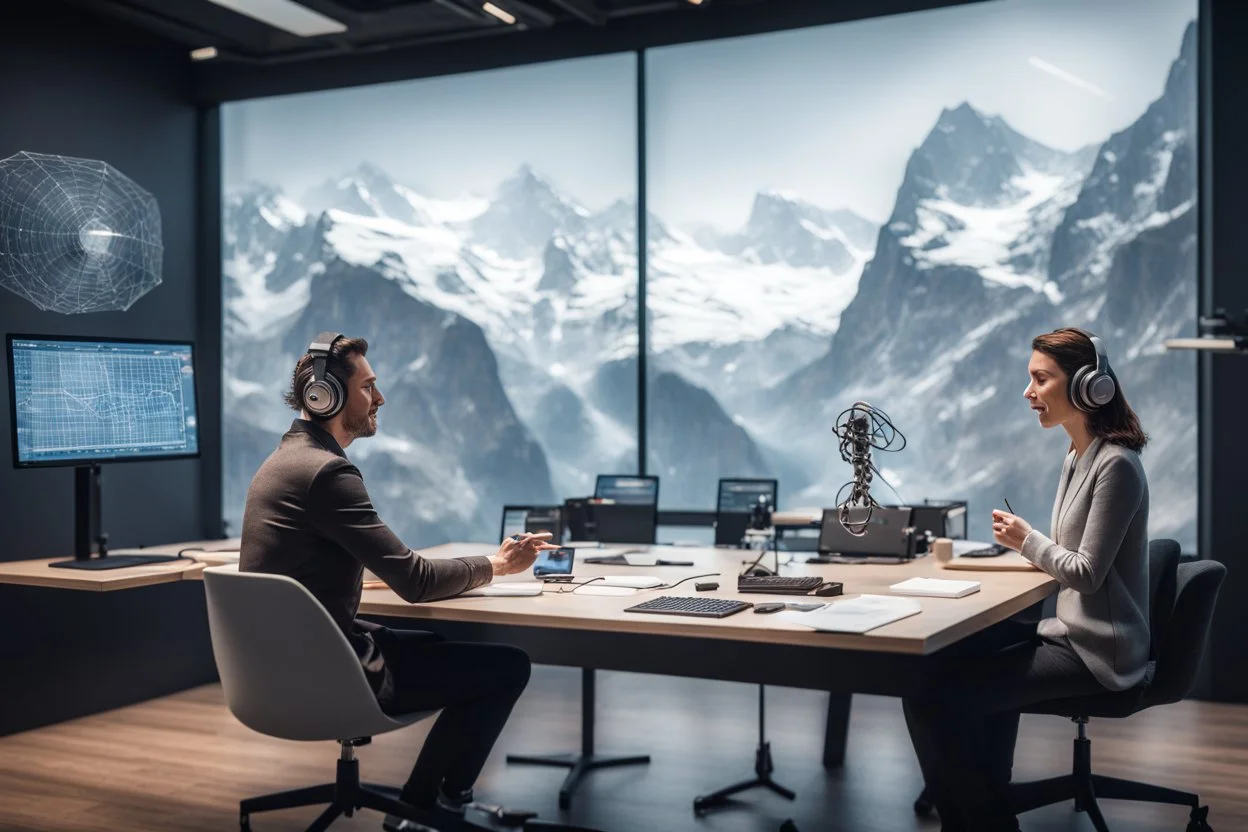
xmin=0 ymin=539 xmax=1056 ymax=654
xmin=0 ymin=540 xmax=239 ymax=591
xmin=358 ymin=543 xmax=1057 ymax=655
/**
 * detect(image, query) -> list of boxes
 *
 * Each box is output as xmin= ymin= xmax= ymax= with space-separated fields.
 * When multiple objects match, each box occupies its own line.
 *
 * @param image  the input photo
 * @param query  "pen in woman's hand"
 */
xmin=1004 ymin=498 xmax=1014 ymax=514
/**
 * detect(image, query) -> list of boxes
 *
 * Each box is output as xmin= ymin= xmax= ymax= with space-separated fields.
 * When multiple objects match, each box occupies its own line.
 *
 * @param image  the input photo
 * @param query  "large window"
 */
xmin=221 ymin=55 xmax=638 ymax=545
xmin=645 ymin=0 xmax=1198 ymax=547
xmin=221 ymin=0 xmax=1199 ymax=551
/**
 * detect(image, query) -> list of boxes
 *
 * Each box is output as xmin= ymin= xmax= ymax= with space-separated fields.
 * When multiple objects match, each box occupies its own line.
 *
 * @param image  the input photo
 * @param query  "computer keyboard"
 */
xmin=736 ymin=575 xmax=825 ymax=595
xmin=623 ymin=596 xmax=753 ymax=618
xmin=959 ymin=543 xmax=1010 ymax=558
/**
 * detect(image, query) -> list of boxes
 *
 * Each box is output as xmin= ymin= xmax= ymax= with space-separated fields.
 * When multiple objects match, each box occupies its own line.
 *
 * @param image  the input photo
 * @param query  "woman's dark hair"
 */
xmin=1031 ymin=327 xmax=1147 ymax=452
xmin=283 ymin=336 xmax=369 ymax=418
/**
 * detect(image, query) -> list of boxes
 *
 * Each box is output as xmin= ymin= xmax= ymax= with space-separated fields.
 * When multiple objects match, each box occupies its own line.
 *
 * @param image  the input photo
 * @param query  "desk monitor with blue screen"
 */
xmin=7 ymin=334 xmax=201 ymax=569
xmin=594 ymin=474 xmax=659 ymax=505
xmin=715 ymin=478 xmax=778 ymax=546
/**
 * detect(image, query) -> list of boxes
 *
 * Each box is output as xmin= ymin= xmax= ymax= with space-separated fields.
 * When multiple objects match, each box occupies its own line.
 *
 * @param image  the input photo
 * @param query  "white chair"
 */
xmin=203 ymin=564 xmax=439 ymax=832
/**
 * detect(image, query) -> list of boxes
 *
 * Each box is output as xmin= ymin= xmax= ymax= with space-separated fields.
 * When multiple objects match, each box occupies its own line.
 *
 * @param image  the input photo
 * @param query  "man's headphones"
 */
xmin=1068 ymin=331 xmax=1117 ymax=412
xmin=303 ymin=331 xmax=346 ymax=418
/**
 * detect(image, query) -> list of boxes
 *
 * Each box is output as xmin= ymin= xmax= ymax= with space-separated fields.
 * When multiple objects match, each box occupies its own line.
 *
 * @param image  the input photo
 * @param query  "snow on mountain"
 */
xmin=302 ymin=162 xmax=488 ymax=227
xmin=470 ymin=165 xmax=590 ymax=258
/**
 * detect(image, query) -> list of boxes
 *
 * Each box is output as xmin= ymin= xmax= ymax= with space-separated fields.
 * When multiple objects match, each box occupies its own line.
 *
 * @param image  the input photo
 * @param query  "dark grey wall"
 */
xmin=0 ymin=7 xmax=217 ymax=734
xmin=1201 ymin=0 xmax=1248 ymax=702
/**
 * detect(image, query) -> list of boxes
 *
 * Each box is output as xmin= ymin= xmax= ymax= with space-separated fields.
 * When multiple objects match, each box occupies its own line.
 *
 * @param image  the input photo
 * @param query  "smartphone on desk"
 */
xmin=533 ymin=547 xmax=575 ymax=579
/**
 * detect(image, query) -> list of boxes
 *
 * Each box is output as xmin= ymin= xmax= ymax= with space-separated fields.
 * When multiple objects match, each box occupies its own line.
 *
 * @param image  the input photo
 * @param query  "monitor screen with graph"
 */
xmin=8 ymin=334 xmax=200 ymax=468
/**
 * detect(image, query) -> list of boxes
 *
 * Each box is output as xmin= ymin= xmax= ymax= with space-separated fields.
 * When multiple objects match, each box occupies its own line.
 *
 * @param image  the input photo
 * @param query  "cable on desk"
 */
xmin=654 ymin=573 xmax=720 ymax=591
xmin=541 ymin=576 xmax=608 ymax=594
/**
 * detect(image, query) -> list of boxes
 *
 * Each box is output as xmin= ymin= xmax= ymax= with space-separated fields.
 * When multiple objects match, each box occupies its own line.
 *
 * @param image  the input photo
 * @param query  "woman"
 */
xmin=904 ymin=327 xmax=1151 ymax=832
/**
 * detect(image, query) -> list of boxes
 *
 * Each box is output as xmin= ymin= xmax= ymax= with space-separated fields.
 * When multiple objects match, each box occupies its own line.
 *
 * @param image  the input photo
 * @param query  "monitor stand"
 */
xmin=48 ymin=465 xmax=180 ymax=570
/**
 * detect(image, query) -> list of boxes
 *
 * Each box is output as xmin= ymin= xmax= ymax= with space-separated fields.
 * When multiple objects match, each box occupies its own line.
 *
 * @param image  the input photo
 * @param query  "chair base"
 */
xmin=238 ymin=756 xmax=440 ymax=832
xmin=1010 ymin=722 xmax=1213 ymax=832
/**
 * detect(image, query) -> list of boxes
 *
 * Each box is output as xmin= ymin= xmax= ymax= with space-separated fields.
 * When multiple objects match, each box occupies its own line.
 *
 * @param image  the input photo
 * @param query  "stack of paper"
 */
xmin=463 ymin=582 xmax=544 ymax=597
xmin=890 ymin=577 xmax=981 ymax=598
xmin=777 ymin=595 xmax=921 ymax=634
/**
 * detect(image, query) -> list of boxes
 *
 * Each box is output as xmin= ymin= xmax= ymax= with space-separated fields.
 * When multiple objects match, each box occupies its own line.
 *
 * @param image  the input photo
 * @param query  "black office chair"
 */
xmin=1008 ymin=552 xmax=1224 ymax=832
xmin=914 ymin=540 xmax=1223 ymax=830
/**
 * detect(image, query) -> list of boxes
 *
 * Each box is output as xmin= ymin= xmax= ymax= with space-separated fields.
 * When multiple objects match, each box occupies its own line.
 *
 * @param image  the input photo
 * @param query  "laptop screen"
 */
xmin=818 ymin=506 xmax=915 ymax=556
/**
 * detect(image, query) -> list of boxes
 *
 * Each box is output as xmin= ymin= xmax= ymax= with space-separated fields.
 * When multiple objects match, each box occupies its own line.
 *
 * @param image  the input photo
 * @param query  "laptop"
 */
xmin=817 ymin=506 xmax=918 ymax=560
xmin=499 ymin=505 xmax=563 ymax=544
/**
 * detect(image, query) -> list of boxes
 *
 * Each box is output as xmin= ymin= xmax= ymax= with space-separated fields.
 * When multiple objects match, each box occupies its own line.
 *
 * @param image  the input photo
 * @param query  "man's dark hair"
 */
xmin=283 ymin=336 xmax=369 ymax=419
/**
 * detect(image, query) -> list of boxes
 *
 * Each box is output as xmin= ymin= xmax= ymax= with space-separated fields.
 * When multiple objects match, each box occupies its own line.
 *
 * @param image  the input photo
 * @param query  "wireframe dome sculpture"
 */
xmin=0 ymin=151 xmax=163 ymax=314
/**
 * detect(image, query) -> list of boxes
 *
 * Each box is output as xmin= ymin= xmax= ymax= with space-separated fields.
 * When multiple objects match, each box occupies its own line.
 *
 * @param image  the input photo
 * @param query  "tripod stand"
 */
xmin=692 ymin=684 xmax=795 ymax=815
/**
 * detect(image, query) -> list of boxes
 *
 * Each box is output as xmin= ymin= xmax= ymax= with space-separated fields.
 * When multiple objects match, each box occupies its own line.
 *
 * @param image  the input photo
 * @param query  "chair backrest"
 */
xmin=1147 ymin=539 xmax=1181 ymax=659
xmin=203 ymin=565 xmax=420 ymax=742
xmin=1145 ymin=559 xmax=1227 ymax=707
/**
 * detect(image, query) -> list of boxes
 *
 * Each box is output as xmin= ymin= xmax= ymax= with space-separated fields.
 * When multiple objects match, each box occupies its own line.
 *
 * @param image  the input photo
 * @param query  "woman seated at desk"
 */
xmin=904 ymin=327 xmax=1151 ymax=832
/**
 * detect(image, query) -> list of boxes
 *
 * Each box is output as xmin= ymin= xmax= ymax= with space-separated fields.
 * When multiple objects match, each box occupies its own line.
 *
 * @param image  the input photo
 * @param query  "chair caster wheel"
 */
xmin=693 ymin=797 xmax=709 ymax=817
xmin=1187 ymin=805 xmax=1213 ymax=832
xmin=913 ymin=788 xmax=934 ymax=817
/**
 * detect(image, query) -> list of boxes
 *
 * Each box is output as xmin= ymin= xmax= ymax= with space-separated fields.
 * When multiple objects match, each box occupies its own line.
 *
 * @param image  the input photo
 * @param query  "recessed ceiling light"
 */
xmin=204 ymin=0 xmax=347 ymax=38
xmin=687 ymin=0 xmax=705 ymax=4
xmin=190 ymin=46 xmax=219 ymax=61
xmin=482 ymin=2 xmax=517 ymax=24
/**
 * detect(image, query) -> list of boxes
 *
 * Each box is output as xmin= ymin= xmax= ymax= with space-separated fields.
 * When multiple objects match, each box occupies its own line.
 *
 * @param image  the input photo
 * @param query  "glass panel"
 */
xmin=646 ymin=0 xmax=1198 ymax=549
xmin=221 ymin=54 xmax=638 ymax=546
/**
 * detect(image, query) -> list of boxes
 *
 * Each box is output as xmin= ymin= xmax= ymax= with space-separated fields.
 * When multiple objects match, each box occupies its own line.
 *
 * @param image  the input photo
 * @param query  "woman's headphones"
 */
xmin=1068 ymin=331 xmax=1117 ymax=412
xmin=302 ymin=331 xmax=346 ymax=418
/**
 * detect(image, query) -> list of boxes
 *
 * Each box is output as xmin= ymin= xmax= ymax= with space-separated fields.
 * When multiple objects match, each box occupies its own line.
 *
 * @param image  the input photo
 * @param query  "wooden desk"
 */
xmin=360 ymin=543 xmax=1057 ymax=656
xmin=0 ymin=540 xmax=240 ymax=591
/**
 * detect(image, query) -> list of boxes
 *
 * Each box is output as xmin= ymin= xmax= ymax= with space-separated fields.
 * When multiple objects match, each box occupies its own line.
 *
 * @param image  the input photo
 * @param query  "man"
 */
xmin=241 ymin=331 xmax=555 ymax=832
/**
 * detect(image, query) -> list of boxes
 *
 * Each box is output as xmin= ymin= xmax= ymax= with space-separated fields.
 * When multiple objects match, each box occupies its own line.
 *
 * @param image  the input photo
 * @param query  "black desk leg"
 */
xmin=506 ymin=668 xmax=650 ymax=809
xmin=822 ymin=692 xmax=851 ymax=769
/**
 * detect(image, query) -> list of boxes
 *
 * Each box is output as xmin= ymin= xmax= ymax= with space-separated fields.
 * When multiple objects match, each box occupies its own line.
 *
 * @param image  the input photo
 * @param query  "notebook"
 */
xmin=890 ymin=577 xmax=981 ymax=598
xmin=777 ymin=595 xmax=921 ymax=634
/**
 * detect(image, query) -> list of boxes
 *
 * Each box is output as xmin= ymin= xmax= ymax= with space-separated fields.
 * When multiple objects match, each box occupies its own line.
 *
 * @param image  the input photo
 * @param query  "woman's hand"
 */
xmin=992 ymin=509 xmax=1033 ymax=551
xmin=489 ymin=532 xmax=559 ymax=577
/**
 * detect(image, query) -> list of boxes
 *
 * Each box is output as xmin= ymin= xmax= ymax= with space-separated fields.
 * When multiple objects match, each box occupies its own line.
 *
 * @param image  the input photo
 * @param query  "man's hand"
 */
xmin=992 ymin=509 xmax=1033 ymax=552
xmin=489 ymin=532 xmax=559 ymax=577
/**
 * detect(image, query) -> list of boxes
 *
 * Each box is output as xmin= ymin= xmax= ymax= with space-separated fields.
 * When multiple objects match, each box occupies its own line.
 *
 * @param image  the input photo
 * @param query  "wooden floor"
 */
xmin=1 ymin=666 xmax=1245 ymax=832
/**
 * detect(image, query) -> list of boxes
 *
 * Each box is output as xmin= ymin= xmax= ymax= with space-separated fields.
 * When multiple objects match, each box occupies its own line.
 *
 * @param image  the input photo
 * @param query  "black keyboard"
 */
xmin=960 ymin=543 xmax=1009 ymax=558
xmin=624 ymin=596 xmax=753 ymax=618
xmin=737 ymin=575 xmax=825 ymax=595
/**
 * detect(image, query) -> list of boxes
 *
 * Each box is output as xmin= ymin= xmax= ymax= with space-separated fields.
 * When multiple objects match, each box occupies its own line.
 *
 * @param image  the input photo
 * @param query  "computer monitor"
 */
xmin=817 ymin=506 xmax=918 ymax=559
xmin=594 ymin=474 xmax=659 ymax=505
xmin=911 ymin=500 xmax=968 ymax=540
xmin=7 ymin=334 xmax=201 ymax=568
xmin=715 ymin=478 xmax=778 ymax=546
xmin=499 ymin=505 xmax=563 ymax=544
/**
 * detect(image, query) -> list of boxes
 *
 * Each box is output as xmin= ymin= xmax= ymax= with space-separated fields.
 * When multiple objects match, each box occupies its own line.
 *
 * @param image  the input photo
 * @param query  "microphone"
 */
xmin=833 ymin=401 xmax=906 ymax=537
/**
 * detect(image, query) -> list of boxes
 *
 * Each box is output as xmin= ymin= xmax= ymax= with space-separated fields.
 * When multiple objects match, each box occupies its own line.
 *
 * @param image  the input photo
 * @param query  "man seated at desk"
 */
xmin=240 ymin=331 xmax=556 ymax=832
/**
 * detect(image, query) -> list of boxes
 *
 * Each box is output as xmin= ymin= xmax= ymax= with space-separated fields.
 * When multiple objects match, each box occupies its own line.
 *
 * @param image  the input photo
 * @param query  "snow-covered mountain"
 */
xmin=222 ymin=21 xmax=1196 ymax=546
xmin=222 ymin=152 xmax=871 ymax=534
xmin=772 ymin=22 xmax=1197 ymax=544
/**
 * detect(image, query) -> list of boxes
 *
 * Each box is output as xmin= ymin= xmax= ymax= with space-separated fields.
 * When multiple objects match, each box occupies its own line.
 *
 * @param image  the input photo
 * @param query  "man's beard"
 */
xmin=344 ymin=409 xmax=377 ymax=438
